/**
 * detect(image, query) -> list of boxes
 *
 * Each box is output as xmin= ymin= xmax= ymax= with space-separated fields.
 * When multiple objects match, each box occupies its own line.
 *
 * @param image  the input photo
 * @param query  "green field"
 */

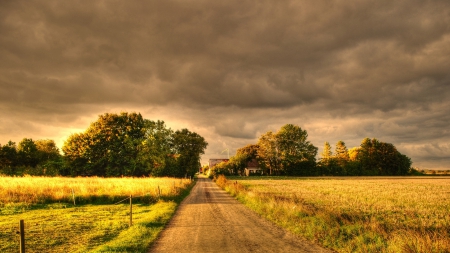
xmin=216 ymin=176 xmax=450 ymax=253
xmin=0 ymin=176 xmax=194 ymax=253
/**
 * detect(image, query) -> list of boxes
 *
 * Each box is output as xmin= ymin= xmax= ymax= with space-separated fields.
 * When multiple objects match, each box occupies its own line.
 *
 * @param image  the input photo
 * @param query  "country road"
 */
xmin=148 ymin=176 xmax=332 ymax=253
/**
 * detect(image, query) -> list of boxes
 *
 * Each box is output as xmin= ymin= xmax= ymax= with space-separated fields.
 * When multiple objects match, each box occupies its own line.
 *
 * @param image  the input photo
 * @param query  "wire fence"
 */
xmin=1 ymin=200 xmax=135 ymax=252
xmin=0 ymin=179 xmax=192 ymax=253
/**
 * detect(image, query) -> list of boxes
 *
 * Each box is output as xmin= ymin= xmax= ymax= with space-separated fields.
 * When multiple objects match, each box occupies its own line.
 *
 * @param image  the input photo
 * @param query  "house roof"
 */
xmin=247 ymin=159 xmax=259 ymax=168
xmin=209 ymin=159 xmax=229 ymax=168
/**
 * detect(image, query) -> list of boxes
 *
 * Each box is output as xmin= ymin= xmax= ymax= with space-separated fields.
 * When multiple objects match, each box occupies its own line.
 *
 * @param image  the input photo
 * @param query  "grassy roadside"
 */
xmin=0 ymin=176 xmax=195 ymax=253
xmin=215 ymin=175 xmax=450 ymax=253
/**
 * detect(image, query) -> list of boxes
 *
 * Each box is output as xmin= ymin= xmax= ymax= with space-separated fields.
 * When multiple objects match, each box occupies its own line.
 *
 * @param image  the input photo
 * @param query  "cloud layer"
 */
xmin=1 ymin=0 xmax=449 ymax=169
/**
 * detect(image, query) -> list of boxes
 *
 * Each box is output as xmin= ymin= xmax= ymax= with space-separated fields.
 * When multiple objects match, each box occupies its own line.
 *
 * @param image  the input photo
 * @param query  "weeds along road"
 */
xmin=149 ymin=176 xmax=332 ymax=253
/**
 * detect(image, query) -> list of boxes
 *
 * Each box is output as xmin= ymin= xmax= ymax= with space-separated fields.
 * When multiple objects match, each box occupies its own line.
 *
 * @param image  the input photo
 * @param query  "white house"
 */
xmin=244 ymin=159 xmax=262 ymax=176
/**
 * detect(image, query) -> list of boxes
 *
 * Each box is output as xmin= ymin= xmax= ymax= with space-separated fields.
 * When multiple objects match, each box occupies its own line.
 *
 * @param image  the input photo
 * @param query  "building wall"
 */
xmin=209 ymin=159 xmax=229 ymax=169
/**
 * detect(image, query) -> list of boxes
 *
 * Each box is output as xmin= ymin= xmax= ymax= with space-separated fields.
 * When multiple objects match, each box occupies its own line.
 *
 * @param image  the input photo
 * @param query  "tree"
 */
xmin=35 ymin=139 xmax=61 ymax=163
xmin=139 ymin=120 xmax=175 ymax=176
xmin=34 ymin=139 xmax=63 ymax=175
xmin=333 ymin=140 xmax=350 ymax=175
xmin=0 ymin=141 xmax=18 ymax=174
xmin=318 ymin=142 xmax=337 ymax=175
xmin=357 ymin=138 xmax=411 ymax=176
xmin=172 ymin=129 xmax=208 ymax=177
xmin=257 ymin=131 xmax=279 ymax=175
xmin=63 ymin=133 xmax=90 ymax=176
xmin=62 ymin=112 xmax=208 ymax=177
xmin=348 ymin=147 xmax=360 ymax=161
xmin=257 ymin=124 xmax=318 ymax=175
xmin=236 ymin=144 xmax=259 ymax=159
xmin=233 ymin=144 xmax=259 ymax=175
xmin=18 ymin=138 xmax=39 ymax=168
xmin=335 ymin=141 xmax=349 ymax=162
xmin=321 ymin=142 xmax=332 ymax=161
xmin=276 ymin=124 xmax=318 ymax=176
xmin=63 ymin=112 xmax=147 ymax=176
xmin=211 ymin=161 xmax=232 ymax=176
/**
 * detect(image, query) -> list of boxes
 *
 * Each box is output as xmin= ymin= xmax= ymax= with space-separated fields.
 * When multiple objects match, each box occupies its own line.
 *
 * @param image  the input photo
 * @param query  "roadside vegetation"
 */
xmin=215 ymin=175 xmax=450 ymax=253
xmin=0 ymin=176 xmax=195 ymax=253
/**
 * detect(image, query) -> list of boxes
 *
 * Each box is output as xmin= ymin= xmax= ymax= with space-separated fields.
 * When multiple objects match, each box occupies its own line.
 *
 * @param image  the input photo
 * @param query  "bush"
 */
xmin=214 ymin=174 xmax=228 ymax=188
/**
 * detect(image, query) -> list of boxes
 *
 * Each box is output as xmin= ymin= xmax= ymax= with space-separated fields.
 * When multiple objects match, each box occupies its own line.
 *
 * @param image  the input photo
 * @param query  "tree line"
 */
xmin=0 ymin=112 xmax=207 ymax=177
xmin=210 ymin=124 xmax=413 ymax=176
xmin=0 ymin=139 xmax=62 ymax=176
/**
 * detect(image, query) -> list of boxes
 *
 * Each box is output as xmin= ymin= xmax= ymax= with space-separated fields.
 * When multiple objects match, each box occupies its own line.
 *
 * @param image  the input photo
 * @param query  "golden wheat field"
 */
xmin=220 ymin=176 xmax=450 ymax=253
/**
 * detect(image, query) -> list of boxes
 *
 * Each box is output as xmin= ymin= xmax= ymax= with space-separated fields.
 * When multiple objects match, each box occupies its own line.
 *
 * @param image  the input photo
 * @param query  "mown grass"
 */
xmin=216 ymin=175 xmax=450 ymax=253
xmin=0 ymin=176 xmax=194 ymax=253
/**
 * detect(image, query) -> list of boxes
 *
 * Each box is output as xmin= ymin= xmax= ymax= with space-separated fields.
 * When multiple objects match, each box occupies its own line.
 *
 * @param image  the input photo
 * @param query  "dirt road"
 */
xmin=148 ymin=177 xmax=332 ymax=253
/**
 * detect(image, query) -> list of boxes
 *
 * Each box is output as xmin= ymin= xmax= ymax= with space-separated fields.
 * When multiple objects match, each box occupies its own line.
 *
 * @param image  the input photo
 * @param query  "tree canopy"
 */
xmin=256 ymin=124 xmax=318 ymax=175
xmin=318 ymin=138 xmax=412 ymax=176
xmin=0 ymin=139 xmax=62 ymax=176
xmin=62 ymin=112 xmax=207 ymax=177
xmin=1 ymin=114 xmax=414 ymax=177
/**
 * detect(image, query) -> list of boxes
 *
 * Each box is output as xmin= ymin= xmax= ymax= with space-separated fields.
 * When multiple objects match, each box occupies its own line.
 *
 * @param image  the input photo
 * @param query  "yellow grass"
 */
xmin=219 ymin=176 xmax=450 ymax=253
xmin=0 ymin=175 xmax=192 ymax=207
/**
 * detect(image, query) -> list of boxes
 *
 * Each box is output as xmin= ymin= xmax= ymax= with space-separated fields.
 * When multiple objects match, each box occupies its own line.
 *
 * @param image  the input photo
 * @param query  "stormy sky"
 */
xmin=1 ymin=0 xmax=449 ymax=170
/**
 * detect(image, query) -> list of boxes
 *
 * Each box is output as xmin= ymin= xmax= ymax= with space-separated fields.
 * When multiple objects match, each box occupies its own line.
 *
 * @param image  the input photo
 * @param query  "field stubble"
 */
xmin=217 ymin=176 xmax=450 ymax=253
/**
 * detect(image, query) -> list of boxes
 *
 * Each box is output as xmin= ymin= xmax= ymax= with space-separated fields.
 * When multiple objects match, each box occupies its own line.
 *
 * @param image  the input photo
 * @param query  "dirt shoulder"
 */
xmin=148 ymin=177 xmax=332 ymax=253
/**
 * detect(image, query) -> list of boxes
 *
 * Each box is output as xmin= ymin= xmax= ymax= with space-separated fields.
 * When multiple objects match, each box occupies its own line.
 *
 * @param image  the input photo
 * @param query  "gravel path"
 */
xmin=148 ymin=177 xmax=333 ymax=253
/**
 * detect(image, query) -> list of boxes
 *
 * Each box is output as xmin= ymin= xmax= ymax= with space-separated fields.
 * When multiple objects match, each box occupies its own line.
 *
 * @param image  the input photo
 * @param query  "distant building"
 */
xmin=245 ymin=159 xmax=262 ymax=176
xmin=209 ymin=159 xmax=229 ymax=169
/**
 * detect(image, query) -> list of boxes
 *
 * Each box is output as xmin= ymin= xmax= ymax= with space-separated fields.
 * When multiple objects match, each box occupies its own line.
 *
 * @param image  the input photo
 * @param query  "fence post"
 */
xmin=19 ymin=220 xmax=25 ymax=253
xmin=129 ymin=195 xmax=132 ymax=227
xmin=72 ymin=189 xmax=76 ymax=205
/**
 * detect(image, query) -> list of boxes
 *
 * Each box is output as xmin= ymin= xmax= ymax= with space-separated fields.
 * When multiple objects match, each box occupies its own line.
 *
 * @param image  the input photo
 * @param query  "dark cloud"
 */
xmin=1 ymin=0 xmax=449 ymax=169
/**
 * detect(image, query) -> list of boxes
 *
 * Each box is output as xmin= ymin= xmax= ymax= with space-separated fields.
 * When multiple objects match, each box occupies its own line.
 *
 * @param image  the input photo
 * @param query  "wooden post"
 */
xmin=72 ymin=189 xmax=76 ymax=205
xmin=129 ymin=195 xmax=132 ymax=227
xmin=19 ymin=220 xmax=25 ymax=253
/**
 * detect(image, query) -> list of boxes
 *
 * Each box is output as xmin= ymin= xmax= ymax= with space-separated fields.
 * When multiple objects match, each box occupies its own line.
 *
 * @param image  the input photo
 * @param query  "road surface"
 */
xmin=149 ymin=176 xmax=332 ymax=253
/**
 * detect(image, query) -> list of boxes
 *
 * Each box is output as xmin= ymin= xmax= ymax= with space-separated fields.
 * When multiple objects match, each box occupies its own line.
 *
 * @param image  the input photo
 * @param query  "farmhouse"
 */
xmin=245 ymin=159 xmax=262 ymax=176
xmin=208 ymin=158 xmax=229 ymax=169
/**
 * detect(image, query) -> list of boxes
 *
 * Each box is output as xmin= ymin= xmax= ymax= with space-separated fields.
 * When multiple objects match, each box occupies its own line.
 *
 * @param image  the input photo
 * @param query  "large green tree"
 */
xmin=34 ymin=139 xmax=63 ymax=175
xmin=257 ymin=124 xmax=317 ymax=175
xmin=18 ymin=138 xmax=39 ymax=168
xmin=35 ymin=139 xmax=61 ymax=162
xmin=63 ymin=112 xmax=208 ymax=177
xmin=63 ymin=133 xmax=90 ymax=176
xmin=139 ymin=120 xmax=175 ymax=176
xmin=172 ymin=129 xmax=208 ymax=177
xmin=358 ymin=138 xmax=411 ymax=176
xmin=276 ymin=124 xmax=318 ymax=175
xmin=63 ymin=112 xmax=146 ymax=176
